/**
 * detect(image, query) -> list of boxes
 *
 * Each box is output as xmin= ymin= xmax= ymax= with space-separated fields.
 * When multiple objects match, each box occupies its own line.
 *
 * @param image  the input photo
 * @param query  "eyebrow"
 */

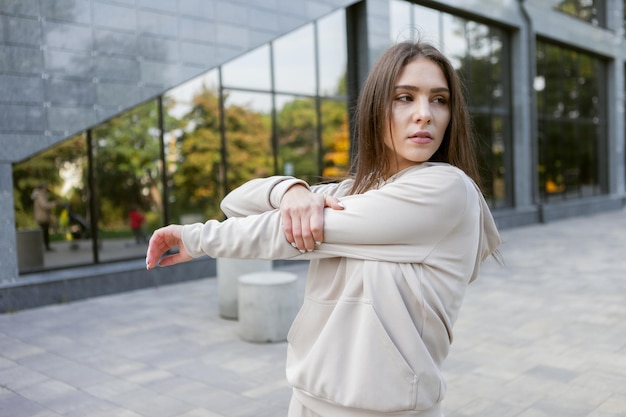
xmin=395 ymin=85 xmax=450 ymax=94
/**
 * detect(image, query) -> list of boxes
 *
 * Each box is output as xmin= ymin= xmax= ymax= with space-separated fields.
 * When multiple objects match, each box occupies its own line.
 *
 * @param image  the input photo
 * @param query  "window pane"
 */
xmin=390 ymin=0 xmax=413 ymax=42
xmin=439 ymin=12 xmax=511 ymax=208
xmin=320 ymin=99 xmax=350 ymax=180
xmin=274 ymin=24 xmax=316 ymax=95
xmin=538 ymin=120 xmax=564 ymax=201
xmin=561 ymin=122 xmax=580 ymax=198
xmin=466 ymin=21 xmax=491 ymax=108
xmin=543 ymin=44 xmax=564 ymax=118
xmin=555 ymin=0 xmax=603 ymax=27
xmin=165 ymin=70 xmax=223 ymax=223
xmin=413 ymin=4 xmax=441 ymax=45
xmin=489 ymin=29 xmax=505 ymax=108
xmin=441 ymin=13 xmax=467 ymax=71
xmin=222 ymin=45 xmax=271 ymax=91
xmin=224 ymin=90 xmax=274 ymax=191
xmin=579 ymin=124 xmax=599 ymax=197
xmin=536 ymin=41 xmax=605 ymax=202
xmin=276 ymin=94 xmax=318 ymax=183
xmin=578 ymin=54 xmax=599 ymax=119
xmin=317 ymin=10 xmax=347 ymax=97
xmin=92 ymin=100 xmax=162 ymax=262
xmin=562 ymin=50 xmax=579 ymax=118
xmin=536 ymin=43 xmax=547 ymax=113
xmin=13 ymin=134 xmax=92 ymax=272
xmin=474 ymin=114 xmax=508 ymax=208
xmin=166 ymin=70 xmax=219 ymax=119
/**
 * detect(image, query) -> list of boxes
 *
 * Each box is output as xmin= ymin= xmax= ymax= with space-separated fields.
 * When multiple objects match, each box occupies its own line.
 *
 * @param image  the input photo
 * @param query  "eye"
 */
xmin=396 ymin=94 xmax=412 ymax=102
xmin=432 ymin=96 xmax=448 ymax=105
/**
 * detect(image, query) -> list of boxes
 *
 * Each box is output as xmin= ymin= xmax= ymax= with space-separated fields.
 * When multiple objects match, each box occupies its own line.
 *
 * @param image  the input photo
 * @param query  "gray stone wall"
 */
xmin=0 ymin=163 xmax=18 ymax=282
xmin=0 ymin=0 xmax=359 ymax=164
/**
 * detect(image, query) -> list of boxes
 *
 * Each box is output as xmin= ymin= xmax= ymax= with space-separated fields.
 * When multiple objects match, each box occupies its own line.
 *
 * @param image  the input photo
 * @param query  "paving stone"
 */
xmin=0 ymin=365 xmax=50 ymax=391
xmin=0 ymin=389 xmax=63 ymax=417
xmin=174 ymin=409 xmax=226 ymax=417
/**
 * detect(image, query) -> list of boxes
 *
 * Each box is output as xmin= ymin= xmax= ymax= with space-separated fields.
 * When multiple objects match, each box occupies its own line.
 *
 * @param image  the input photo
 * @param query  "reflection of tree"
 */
xmin=277 ymin=98 xmax=317 ymax=181
xmin=171 ymin=87 xmax=272 ymax=220
xmin=277 ymin=89 xmax=349 ymax=183
xmin=170 ymin=88 xmax=222 ymax=221
xmin=321 ymin=100 xmax=350 ymax=179
xmin=555 ymin=0 xmax=599 ymax=25
xmin=13 ymin=136 xmax=87 ymax=229
xmin=92 ymin=101 xmax=163 ymax=230
xmin=226 ymin=102 xmax=273 ymax=189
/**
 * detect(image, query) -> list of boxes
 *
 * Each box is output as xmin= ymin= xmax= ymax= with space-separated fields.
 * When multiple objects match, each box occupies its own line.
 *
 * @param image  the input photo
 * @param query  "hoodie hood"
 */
xmin=469 ymin=182 xmax=502 ymax=283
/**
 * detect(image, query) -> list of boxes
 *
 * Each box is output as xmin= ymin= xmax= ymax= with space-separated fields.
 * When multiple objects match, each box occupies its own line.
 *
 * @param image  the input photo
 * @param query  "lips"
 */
xmin=408 ymin=131 xmax=433 ymax=144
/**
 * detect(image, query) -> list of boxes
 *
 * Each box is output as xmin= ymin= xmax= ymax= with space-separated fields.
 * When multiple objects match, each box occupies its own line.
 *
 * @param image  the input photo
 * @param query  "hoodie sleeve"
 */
xmin=220 ymin=176 xmax=353 ymax=218
xmin=182 ymin=165 xmax=498 ymax=264
xmin=220 ymin=177 xmax=308 ymax=218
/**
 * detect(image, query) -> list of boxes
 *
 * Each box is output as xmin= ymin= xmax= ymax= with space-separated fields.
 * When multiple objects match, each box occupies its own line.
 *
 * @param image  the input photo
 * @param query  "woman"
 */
xmin=146 ymin=41 xmax=501 ymax=417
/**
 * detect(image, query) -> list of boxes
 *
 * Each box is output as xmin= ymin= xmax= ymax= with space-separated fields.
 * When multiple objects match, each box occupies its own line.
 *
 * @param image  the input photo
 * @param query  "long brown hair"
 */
xmin=349 ymin=41 xmax=480 ymax=194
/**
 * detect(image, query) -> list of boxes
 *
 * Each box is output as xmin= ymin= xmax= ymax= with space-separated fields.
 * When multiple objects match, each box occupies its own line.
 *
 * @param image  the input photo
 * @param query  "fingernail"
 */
xmin=315 ymin=241 xmax=321 ymax=246
xmin=299 ymin=249 xmax=306 ymax=254
xmin=338 ymin=202 xmax=345 ymax=208
xmin=291 ymin=242 xmax=297 ymax=248
xmin=307 ymin=249 xmax=313 ymax=252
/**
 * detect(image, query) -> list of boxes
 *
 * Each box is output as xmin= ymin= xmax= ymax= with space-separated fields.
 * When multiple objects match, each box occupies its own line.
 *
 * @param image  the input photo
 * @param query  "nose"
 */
xmin=412 ymin=97 xmax=432 ymax=124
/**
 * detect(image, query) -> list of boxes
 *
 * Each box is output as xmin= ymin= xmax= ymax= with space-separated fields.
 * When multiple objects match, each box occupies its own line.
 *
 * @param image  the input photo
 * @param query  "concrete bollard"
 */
xmin=16 ymin=229 xmax=44 ymax=272
xmin=238 ymin=271 xmax=299 ymax=343
xmin=216 ymin=258 xmax=272 ymax=319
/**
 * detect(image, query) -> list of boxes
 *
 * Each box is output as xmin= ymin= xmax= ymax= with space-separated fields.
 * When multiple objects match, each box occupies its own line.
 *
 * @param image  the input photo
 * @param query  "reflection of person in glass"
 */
xmin=128 ymin=205 xmax=148 ymax=244
xmin=146 ymin=41 xmax=501 ymax=417
xmin=31 ymin=182 xmax=57 ymax=252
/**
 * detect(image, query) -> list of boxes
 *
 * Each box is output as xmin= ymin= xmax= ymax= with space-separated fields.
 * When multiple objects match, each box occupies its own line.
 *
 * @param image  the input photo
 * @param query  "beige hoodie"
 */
xmin=181 ymin=162 xmax=501 ymax=417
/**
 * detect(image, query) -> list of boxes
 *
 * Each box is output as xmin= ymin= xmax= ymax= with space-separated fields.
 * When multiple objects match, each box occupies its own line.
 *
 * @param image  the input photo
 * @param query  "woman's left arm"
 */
xmin=219 ymin=176 xmax=308 ymax=218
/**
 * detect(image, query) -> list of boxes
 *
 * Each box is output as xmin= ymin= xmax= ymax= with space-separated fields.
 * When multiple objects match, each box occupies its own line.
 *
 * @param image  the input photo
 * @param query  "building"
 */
xmin=1 ymin=0 xmax=624 ymax=309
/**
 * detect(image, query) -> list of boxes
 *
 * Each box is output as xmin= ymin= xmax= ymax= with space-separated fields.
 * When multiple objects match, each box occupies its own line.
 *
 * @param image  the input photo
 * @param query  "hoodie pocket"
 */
xmin=287 ymin=298 xmax=440 ymax=412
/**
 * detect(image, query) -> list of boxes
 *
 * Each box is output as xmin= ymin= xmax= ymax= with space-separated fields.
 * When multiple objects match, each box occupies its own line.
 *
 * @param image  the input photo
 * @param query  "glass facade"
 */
xmin=390 ymin=1 xmax=512 ymax=208
xmin=536 ymin=41 xmax=606 ymax=201
xmin=12 ymin=9 xmax=349 ymax=273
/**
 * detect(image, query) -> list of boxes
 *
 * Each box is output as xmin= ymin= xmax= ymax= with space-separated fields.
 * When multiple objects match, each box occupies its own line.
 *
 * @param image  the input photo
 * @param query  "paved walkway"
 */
xmin=1 ymin=209 xmax=626 ymax=417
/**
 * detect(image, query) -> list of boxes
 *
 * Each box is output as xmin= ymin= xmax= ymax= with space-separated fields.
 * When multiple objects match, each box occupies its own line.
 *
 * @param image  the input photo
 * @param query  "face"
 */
xmin=384 ymin=56 xmax=451 ymax=174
